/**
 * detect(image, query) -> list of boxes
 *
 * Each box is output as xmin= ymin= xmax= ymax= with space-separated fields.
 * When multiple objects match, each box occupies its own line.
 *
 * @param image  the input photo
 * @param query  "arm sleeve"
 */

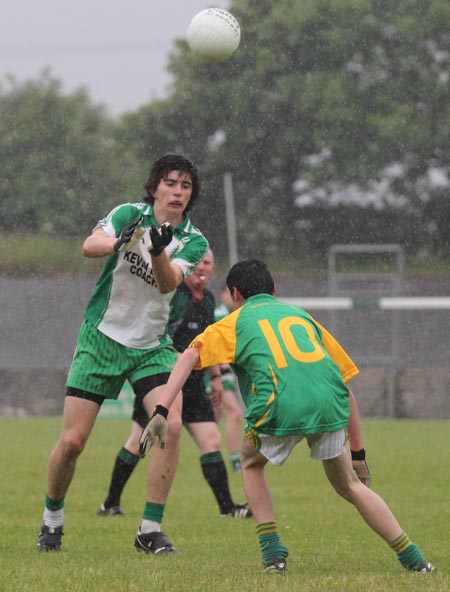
xmin=98 ymin=204 xmax=141 ymax=238
xmin=171 ymin=235 xmax=209 ymax=279
xmin=189 ymin=310 xmax=239 ymax=369
xmin=314 ymin=319 xmax=360 ymax=382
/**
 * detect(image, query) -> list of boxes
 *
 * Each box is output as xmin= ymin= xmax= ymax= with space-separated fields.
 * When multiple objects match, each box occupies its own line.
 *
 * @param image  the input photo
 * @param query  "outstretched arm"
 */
xmin=139 ymin=347 xmax=200 ymax=456
xmin=348 ymin=388 xmax=363 ymax=450
xmin=160 ymin=347 xmax=200 ymax=409
xmin=82 ymin=215 xmax=144 ymax=258
xmin=82 ymin=227 xmax=117 ymax=258
xmin=347 ymin=388 xmax=371 ymax=487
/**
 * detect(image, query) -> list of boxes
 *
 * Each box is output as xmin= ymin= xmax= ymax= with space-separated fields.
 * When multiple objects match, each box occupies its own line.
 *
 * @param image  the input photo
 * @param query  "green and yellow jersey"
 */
xmin=189 ymin=294 xmax=358 ymax=436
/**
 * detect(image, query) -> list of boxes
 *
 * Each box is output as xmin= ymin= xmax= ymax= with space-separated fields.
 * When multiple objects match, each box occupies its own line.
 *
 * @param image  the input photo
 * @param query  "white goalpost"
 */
xmin=280 ymin=245 xmax=449 ymax=418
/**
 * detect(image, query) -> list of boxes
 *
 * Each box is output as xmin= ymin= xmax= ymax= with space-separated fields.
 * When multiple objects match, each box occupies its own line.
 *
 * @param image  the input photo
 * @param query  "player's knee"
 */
xmin=240 ymin=442 xmax=265 ymax=470
xmin=167 ymin=411 xmax=183 ymax=439
xmin=241 ymin=455 xmax=264 ymax=471
xmin=60 ymin=432 xmax=87 ymax=458
xmin=332 ymin=482 xmax=350 ymax=500
xmin=207 ymin=430 xmax=222 ymax=450
xmin=332 ymin=476 xmax=360 ymax=503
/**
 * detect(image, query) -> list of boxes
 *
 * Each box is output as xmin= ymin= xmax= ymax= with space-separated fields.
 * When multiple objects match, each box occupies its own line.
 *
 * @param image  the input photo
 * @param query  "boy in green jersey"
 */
xmin=37 ymin=154 xmax=209 ymax=555
xmin=139 ymin=259 xmax=436 ymax=575
xmin=212 ymin=286 xmax=371 ymax=479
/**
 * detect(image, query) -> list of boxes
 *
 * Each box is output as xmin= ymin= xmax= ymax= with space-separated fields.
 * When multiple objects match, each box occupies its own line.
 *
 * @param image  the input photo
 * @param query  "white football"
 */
xmin=187 ymin=8 xmax=241 ymax=61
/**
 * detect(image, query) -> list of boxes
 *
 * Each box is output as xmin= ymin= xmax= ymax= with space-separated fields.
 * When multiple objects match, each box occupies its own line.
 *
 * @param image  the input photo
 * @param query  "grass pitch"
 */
xmin=1 ymin=417 xmax=448 ymax=591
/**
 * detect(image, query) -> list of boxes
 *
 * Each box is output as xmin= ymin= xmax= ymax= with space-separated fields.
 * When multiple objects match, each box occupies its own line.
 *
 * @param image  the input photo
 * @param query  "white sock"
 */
xmin=43 ymin=508 xmax=64 ymax=528
xmin=140 ymin=519 xmax=161 ymax=534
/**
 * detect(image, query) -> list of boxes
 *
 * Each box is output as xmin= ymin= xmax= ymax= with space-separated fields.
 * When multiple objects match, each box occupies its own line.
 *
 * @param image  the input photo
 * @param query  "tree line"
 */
xmin=1 ymin=0 xmax=450 ymax=263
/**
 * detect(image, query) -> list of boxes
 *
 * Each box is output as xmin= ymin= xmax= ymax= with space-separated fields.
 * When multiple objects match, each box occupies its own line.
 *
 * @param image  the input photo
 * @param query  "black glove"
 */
xmin=139 ymin=405 xmax=169 ymax=458
xmin=148 ymin=222 xmax=173 ymax=256
xmin=113 ymin=215 xmax=143 ymax=252
xmin=351 ymin=448 xmax=371 ymax=487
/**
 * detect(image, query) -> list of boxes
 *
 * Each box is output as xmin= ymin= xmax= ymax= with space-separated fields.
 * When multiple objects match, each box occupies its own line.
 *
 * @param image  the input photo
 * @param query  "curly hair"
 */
xmin=143 ymin=154 xmax=200 ymax=213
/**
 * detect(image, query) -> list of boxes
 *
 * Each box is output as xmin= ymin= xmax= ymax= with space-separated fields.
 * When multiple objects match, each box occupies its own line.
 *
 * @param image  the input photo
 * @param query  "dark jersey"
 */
xmin=168 ymin=282 xmax=216 ymax=407
xmin=168 ymin=282 xmax=216 ymax=352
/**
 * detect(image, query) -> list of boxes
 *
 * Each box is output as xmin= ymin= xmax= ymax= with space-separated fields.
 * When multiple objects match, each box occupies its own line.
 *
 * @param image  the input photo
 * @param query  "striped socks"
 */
xmin=389 ymin=531 xmax=426 ymax=570
xmin=257 ymin=521 xmax=288 ymax=565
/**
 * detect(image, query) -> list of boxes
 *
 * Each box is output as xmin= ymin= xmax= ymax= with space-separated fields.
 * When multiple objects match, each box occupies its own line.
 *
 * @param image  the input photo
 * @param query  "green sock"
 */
xmin=390 ymin=532 xmax=425 ymax=570
xmin=142 ymin=502 xmax=165 ymax=523
xmin=257 ymin=522 xmax=288 ymax=565
xmin=45 ymin=494 xmax=64 ymax=511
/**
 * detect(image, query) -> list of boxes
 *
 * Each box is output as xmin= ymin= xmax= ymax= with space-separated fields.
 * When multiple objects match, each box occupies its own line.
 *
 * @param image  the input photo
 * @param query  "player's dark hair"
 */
xmin=143 ymin=154 xmax=200 ymax=213
xmin=226 ymin=259 xmax=275 ymax=299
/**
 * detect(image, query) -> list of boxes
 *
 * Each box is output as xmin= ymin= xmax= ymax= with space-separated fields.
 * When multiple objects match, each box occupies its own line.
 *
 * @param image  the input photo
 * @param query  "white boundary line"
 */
xmin=379 ymin=297 xmax=450 ymax=309
xmin=280 ymin=297 xmax=352 ymax=309
xmin=280 ymin=297 xmax=450 ymax=310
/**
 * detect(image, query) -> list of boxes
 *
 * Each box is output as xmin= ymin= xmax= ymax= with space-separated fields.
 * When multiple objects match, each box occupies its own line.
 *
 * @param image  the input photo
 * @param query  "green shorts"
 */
xmin=66 ymin=319 xmax=178 ymax=399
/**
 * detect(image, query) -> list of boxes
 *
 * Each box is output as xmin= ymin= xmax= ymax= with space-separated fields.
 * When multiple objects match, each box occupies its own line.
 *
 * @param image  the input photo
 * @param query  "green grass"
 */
xmin=1 ymin=418 xmax=448 ymax=591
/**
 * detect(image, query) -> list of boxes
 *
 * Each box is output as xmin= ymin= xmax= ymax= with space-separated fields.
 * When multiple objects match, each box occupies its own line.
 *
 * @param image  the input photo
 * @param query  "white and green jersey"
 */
xmin=214 ymin=302 xmax=230 ymax=322
xmin=84 ymin=202 xmax=209 ymax=349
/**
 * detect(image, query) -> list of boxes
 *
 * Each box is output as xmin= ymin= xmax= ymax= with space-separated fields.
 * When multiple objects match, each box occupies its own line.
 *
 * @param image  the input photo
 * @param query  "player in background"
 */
xmin=98 ymin=250 xmax=252 ymax=519
xmin=37 ymin=154 xmax=209 ymax=555
xmin=139 ymin=259 xmax=435 ymax=575
xmin=209 ymin=285 xmax=245 ymax=471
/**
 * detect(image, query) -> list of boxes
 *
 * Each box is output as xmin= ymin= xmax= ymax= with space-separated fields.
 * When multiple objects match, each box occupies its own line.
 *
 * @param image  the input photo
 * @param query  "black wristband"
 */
xmin=351 ymin=448 xmax=366 ymax=461
xmin=154 ymin=404 xmax=169 ymax=419
xmin=210 ymin=374 xmax=221 ymax=380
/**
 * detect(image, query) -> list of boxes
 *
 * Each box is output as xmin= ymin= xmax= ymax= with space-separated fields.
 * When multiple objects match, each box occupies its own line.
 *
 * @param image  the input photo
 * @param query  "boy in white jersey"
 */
xmin=37 ymin=154 xmax=209 ymax=555
xmin=139 ymin=259 xmax=436 ymax=575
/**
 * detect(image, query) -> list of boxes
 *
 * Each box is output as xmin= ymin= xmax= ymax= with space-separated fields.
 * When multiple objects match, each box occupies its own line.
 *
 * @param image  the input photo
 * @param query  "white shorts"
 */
xmin=257 ymin=429 xmax=346 ymax=466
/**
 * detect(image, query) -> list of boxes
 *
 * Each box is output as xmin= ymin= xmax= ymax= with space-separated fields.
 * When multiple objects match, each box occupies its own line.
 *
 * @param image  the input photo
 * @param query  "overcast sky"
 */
xmin=1 ymin=0 xmax=230 ymax=116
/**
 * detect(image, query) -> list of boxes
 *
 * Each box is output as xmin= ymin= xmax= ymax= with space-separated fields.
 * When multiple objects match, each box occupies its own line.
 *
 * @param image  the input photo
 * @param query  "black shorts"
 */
xmin=182 ymin=371 xmax=215 ymax=424
xmin=66 ymin=372 xmax=170 ymax=409
xmin=131 ymin=370 xmax=214 ymax=428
